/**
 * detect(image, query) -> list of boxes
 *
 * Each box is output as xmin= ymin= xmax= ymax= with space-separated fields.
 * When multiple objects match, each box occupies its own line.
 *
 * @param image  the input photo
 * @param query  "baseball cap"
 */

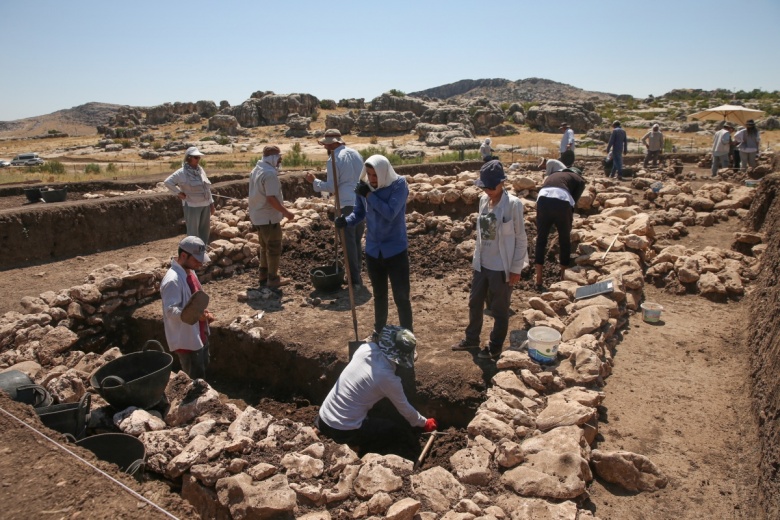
xmin=179 ymin=236 xmax=207 ymax=263
xmin=318 ymin=129 xmax=344 ymax=145
xmin=185 ymin=146 xmax=204 ymax=157
xmin=476 ymin=160 xmax=506 ymax=189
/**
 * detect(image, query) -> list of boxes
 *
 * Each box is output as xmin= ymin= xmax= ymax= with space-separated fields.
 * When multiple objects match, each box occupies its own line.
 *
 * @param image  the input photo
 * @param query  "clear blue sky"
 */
xmin=1 ymin=0 xmax=778 ymax=121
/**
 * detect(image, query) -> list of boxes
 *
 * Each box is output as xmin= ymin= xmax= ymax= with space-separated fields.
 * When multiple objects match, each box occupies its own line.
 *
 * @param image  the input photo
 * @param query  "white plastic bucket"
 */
xmin=527 ymin=326 xmax=561 ymax=364
xmin=640 ymin=302 xmax=663 ymax=323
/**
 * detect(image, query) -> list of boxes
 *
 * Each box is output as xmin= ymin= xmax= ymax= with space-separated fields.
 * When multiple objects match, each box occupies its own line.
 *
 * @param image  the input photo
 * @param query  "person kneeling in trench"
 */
xmin=315 ymin=326 xmax=437 ymax=453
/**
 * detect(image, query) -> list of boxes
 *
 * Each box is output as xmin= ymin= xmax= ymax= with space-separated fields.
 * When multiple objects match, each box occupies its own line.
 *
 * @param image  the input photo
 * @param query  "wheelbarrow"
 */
xmin=89 ymin=340 xmax=172 ymax=410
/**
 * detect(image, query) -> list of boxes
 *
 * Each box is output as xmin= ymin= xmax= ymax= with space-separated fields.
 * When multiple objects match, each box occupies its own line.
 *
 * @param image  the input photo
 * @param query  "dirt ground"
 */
xmin=0 ymin=168 xmax=764 ymax=519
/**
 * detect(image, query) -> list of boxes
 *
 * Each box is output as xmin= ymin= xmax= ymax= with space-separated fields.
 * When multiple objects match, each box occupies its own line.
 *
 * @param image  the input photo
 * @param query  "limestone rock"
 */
xmin=353 ymin=459 xmax=404 ymax=498
xmin=450 ymin=446 xmax=493 ymax=485
xmin=410 ymin=466 xmax=466 ymax=513
xmin=216 ymin=473 xmax=297 ymax=520
xmin=228 ymin=406 xmax=274 ymax=441
xmin=494 ymin=495 xmax=579 ymax=520
xmin=167 ymin=434 xmax=212 ymax=478
xmin=467 ymin=410 xmax=515 ymax=442
xmin=114 ymin=407 xmax=166 ymax=436
xmin=591 ymin=449 xmax=668 ymax=492
xmin=280 ymin=452 xmax=324 ymax=479
xmin=385 ymin=498 xmax=421 ymax=520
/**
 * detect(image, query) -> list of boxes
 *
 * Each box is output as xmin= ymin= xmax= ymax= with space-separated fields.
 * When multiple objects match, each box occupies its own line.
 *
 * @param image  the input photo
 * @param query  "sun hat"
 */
xmin=746 ymin=119 xmax=756 ymax=127
xmin=179 ymin=236 xmax=207 ymax=263
xmin=377 ymin=325 xmax=416 ymax=369
xmin=318 ymin=129 xmax=344 ymax=145
xmin=723 ymin=122 xmax=735 ymax=129
xmin=476 ymin=160 xmax=506 ymax=189
xmin=263 ymin=145 xmax=281 ymax=156
xmin=185 ymin=146 xmax=204 ymax=157
xmin=559 ymin=122 xmax=570 ymax=128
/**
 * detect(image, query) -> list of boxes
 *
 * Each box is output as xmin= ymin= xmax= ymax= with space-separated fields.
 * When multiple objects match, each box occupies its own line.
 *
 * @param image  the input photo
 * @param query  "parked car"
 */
xmin=0 ymin=159 xmax=10 ymax=168
xmin=11 ymin=153 xmax=44 ymax=166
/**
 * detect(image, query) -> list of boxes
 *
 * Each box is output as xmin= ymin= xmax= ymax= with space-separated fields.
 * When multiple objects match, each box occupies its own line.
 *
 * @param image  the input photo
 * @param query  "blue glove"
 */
xmin=355 ymin=181 xmax=371 ymax=198
xmin=334 ymin=215 xmax=347 ymax=229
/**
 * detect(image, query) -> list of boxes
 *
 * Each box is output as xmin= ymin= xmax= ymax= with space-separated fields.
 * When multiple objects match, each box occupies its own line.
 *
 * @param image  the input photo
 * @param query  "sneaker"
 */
xmin=477 ymin=347 xmax=501 ymax=360
xmin=451 ymin=339 xmax=480 ymax=351
xmin=266 ymin=277 xmax=291 ymax=288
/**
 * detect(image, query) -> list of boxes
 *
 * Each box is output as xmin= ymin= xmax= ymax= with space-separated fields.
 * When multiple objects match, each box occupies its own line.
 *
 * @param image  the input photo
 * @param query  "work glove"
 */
xmin=355 ymin=181 xmax=371 ymax=198
xmin=423 ymin=418 xmax=438 ymax=433
xmin=334 ymin=215 xmax=347 ymax=229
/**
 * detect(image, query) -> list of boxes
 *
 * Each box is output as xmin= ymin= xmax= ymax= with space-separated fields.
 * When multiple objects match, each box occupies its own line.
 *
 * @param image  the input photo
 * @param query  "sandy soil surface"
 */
xmin=0 ymin=170 xmax=763 ymax=519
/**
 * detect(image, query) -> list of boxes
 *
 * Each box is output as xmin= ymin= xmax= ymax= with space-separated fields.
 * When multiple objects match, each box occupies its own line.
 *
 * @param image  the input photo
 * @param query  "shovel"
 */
xmin=330 ymin=153 xmax=362 ymax=356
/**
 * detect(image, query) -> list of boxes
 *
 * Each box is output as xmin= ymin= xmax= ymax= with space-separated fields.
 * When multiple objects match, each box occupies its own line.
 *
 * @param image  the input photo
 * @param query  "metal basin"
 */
xmin=76 ymin=433 xmax=145 ymax=480
xmin=310 ymin=263 xmax=344 ymax=292
xmin=89 ymin=340 xmax=172 ymax=410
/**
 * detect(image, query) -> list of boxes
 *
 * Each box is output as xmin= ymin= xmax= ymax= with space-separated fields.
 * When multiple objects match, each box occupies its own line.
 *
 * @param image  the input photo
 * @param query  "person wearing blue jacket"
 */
xmin=606 ymin=121 xmax=629 ymax=180
xmin=336 ymin=155 xmax=412 ymax=337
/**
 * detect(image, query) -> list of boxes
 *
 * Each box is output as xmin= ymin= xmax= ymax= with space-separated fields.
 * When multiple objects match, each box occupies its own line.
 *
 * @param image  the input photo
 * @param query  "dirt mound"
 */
xmin=745 ymin=172 xmax=780 ymax=517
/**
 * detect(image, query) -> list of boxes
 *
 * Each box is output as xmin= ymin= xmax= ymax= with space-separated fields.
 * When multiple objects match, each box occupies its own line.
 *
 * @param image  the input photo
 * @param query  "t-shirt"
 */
xmin=478 ymin=205 xmax=503 ymax=271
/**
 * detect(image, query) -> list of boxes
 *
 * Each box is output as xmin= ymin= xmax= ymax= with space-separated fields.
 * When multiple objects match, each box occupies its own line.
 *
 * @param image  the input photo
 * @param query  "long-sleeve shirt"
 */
xmin=318 ymin=342 xmax=426 ymax=430
xmin=161 ymin=260 xmax=204 ymax=352
xmin=711 ymin=129 xmax=732 ymax=155
xmin=560 ymin=129 xmax=575 ymax=153
xmin=164 ymin=165 xmax=213 ymax=207
xmin=311 ymin=145 xmax=364 ymax=208
xmin=607 ymin=128 xmax=628 ymax=155
xmin=345 ymin=177 xmax=409 ymax=259
xmin=538 ymin=169 xmax=587 ymax=208
xmin=642 ymin=130 xmax=664 ymax=152
xmin=472 ymin=191 xmax=529 ymax=277
xmin=733 ymin=129 xmax=760 ymax=153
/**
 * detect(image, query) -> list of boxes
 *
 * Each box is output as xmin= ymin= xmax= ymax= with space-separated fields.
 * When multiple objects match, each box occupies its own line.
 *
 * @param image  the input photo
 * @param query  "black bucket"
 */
xmin=310 ymin=263 xmax=344 ymax=292
xmin=24 ymin=188 xmax=42 ymax=203
xmin=36 ymin=393 xmax=91 ymax=439
xmin=40 ymin=188 xmax=67 ymax=203
xmin=76 ymin=433 xmax=145 ymax=481
xmin=14 ymin=384 xmax=53 ymax=408
xmin=0 ymin=370 xmax=33 ymax=400
xmin=89 ymin=340 xmax=172 ymax=410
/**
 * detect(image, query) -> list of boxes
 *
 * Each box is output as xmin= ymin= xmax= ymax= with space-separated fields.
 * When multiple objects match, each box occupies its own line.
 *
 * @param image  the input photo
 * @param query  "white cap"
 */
xmin=185 ymin=146 xmax=204 ymax=157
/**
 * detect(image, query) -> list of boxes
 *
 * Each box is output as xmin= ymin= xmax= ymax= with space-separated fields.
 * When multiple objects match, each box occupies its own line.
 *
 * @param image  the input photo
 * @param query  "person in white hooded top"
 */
xmin=336 ymin=155 xmax=412 ymax=337
xmin=248 ymin=145 xmax=295 ymax=288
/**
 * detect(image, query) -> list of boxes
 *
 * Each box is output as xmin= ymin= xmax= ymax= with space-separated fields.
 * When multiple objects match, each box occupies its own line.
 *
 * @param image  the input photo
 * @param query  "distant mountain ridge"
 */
xmin=0 ymin=102 xmax=124 ymax=138
xmin=409 ymin=78 xmax=616 ymax=104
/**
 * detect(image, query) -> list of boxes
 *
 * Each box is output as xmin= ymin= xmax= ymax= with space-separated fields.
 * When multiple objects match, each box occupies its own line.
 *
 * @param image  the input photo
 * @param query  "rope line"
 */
xmin=0 ymin=405 xmax=179 ymax=520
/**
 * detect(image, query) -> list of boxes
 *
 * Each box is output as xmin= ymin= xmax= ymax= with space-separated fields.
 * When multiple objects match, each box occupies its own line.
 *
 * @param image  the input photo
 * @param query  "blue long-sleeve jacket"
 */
xmin=345 ymin=177 xmax=408 ymax=259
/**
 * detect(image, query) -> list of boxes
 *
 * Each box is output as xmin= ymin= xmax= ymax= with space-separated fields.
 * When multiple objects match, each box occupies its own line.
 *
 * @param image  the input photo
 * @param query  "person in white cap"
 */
xmin=316 ymin=325 xmax=437 ymax=454
xmin=479 ymin=138 xmax=494 ymax=162
xmin=559 ymin=123 xmax=575 ymax=167
xmin=248 ymin=145 xmax=295 ymax=288
xmin=164 ymin=147 xmax=215 ymax=244
xmin=306 ymin=129 xmax=365 ymax=289
xmin=641 ymin=124 xmax=664 ymax=169
xmin=161 ymin=236 xmax=214 ymax=379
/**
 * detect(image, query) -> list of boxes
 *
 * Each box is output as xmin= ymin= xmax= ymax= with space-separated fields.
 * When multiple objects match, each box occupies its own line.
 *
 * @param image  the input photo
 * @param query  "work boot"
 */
xmin=266 ymin=276 xmax=291 ymax=288
xmin=451 ymin=339 xmax=480 ymax=351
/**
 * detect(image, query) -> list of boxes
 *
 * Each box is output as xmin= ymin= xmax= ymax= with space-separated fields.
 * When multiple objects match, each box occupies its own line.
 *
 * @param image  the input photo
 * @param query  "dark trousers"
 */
xmin=535 ymin=197 xmax=574 ymax=267
xmin=341 ymin=206 xmax=365 ymax=286
xmin=176 ymin=342 xmax=210 ymax=379
xmin=466 ymin=268 xmax=512 ymax=352
xmin=366 ymin=250 xmax=413 ymax=333
xmin=559 ymin=150 xmax=575 ymax=167
xmin=315 ymin=414 xmax=416 ymax=454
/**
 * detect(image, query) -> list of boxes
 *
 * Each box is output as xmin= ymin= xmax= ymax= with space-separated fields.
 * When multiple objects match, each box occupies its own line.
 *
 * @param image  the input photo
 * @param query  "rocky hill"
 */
xmin=0 ymin=102 xmax=124 ymax=138
xmin=409 ymin=77 xmax=616 ymax=104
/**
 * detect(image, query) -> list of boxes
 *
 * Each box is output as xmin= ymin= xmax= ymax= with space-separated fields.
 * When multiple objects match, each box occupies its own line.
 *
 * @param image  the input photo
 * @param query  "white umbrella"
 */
xmin=689 ymin=104 xmax=765 ymax=126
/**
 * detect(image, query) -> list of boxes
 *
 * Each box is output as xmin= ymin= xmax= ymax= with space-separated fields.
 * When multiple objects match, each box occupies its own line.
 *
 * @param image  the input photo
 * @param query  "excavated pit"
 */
xmin=3 ymin=159 xmax=773 ymax=518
